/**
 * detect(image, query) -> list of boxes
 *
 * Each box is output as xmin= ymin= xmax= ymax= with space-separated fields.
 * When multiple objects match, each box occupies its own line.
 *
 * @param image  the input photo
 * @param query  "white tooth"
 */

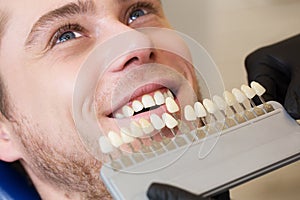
xmin=130 ymin=121 xmax=143 ymax=137
xmin=120 ymin=128 xmax=135 ymax=143
xmin=162 ymin=113 xmax=178 ymax=129
xmin=213 ymin=95 xmax=227 ymax=111
xmin=150 ymin=114 xmax=165 ymax=130
xmin=108 ymin=131 xmax=123 ymax=148
xmin=184 ymin=105 xmax=197 ymax=121
xmin=223 ymin=91 xmax=238 ymax=106
xmin=122 ymin=105 xmax=134 ymax=117
xmin=99 ymin=136 xmax=114 ymax=154
xmin=194 ymin=102 xmax=207 ymax=117
xmin=132 ymin=100 xmax=144 ymax=112
xmin=115 ymin=113 xmax=125 ymax=119
xmin=154 ymin=91 xmax=165 ymax=105
xmin=139 ymin=118 xmax=154 ymax=134
xmin=142 ymin=94 xmax=155 ymax=108
xmin=167 ymin=90 xmax=174 ymax=99
xmin=165 ymin=97 xmax=179 ymax=113
xmin=241 ymin=84 xmax=256 ymax=99
xmin=250 ymin=81 xmax=266 ymax=96
xmin=203 ymin=99 xmax=218 ymax=114
xmin=232 ymin=88 xmax=247 ymax=103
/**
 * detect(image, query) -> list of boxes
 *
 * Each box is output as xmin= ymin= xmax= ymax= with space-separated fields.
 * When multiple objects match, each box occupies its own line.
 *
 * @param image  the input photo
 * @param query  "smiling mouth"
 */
xmin=108 ymin=86 xmax=177 ymax=119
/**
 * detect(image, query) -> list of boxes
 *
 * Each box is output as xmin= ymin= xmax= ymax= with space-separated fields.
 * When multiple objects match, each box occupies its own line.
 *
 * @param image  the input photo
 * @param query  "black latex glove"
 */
xmin=147 ymin=183 xmax=230 ymax=200
xmin=245 ymin=34 xmax=300 ymax=119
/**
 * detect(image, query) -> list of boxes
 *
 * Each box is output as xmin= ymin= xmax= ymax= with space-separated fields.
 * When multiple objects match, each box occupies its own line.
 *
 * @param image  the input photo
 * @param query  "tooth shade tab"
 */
xmin=154 ymin=91 xmax=165 ymax=105
xmin=150 ymin=114 xmax=165 ymax=130
xmin=250 ymin=81 xmax=266 ymax=96
xmin=241 ymin=84 xmax=256 ymax=99
xmin=130 ymin=121 xmax=143 ymax=137
xmin=232 ymin=88 xmax=247 ymax=103
xmin=184 ymin=105 xmax=197 ymax=121
xmin=142 ymin=95 xmax=156 ymax=108
xmin=139 ymin=118 xmax=154 ymax=134
xmin=223 ymin=91 xmax=237 ymax=106
xmin=194 ymin=102 xmax=207 ymax=117
xmin=162 ymin=113 xmax=178 ymax=129
xmin=120 ymin=128 xmax=134 ymax=143
xmin=122 ymin=105 xmax=134 ymax=117
xmin=108 ymin=131 xmax=123 ymax=148
xmin=203 ymin=99 xmax=218 ymax=114
xmin=165 ymin=97 xmax=179 ymax=113
xmin=213 ymin=95 xmax=227 ymax=110
xmin=99 ymin=136 xmax=114 ymax=154
xmin=132 ymin=100 xmax=143 ymax=112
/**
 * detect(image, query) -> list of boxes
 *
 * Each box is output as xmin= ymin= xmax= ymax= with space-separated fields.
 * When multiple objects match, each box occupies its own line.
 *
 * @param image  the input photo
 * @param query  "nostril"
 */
xmin=124 ymin=57 xmax=139 ymax=67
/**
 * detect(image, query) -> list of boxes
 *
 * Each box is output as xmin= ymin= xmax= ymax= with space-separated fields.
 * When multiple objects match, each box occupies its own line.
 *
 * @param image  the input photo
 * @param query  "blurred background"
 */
xmin=162 ymin=0 xmax=300 ymax=199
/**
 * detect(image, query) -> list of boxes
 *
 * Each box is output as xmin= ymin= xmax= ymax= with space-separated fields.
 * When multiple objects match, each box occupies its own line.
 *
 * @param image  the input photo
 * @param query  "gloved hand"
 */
xmin=245 ymin=34 xmax=300 ymax=119
xmin=147 ymin=183 xmax=230 ymax=200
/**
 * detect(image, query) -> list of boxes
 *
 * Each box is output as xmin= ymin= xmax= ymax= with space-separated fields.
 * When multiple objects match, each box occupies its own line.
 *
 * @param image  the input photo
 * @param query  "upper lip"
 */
xmin=104 ymin=81 xmax=178 ymax=117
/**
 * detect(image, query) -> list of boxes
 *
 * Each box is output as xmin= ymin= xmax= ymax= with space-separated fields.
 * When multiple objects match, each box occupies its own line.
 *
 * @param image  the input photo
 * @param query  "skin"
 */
xmin=0 ymin=0 xmax=198 ymax=199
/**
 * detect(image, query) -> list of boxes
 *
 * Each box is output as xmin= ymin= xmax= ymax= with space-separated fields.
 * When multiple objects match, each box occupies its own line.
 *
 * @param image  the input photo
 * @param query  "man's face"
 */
xmin=0 ymin=0 xmax=198 ymax=199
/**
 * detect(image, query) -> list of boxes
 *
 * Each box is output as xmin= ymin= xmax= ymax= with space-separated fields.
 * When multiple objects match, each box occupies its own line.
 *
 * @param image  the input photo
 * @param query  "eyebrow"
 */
xmin=25 ymin=0 xmax=96 ymax=49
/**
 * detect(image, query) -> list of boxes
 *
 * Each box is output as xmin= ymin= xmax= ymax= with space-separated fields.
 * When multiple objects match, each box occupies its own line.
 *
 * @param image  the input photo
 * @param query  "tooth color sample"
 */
xmin=139 ymin=118 xmax=154 ymax=134
xmin=250 ymin=81 xmax=266 ymax=96
xmin=162 ymin=113 xmax=178 ymax=129
xmin=223 ymin=91 xmax=237 ymax=106
xmin=165 ymin=97 xmax=179 ymax=113
xmin=108 ymin=131 xmax=123 ymax=148
xmin=213 ymin=95 xmax=227 ymax=111
xmin=120 ymin=128 xmax=135 ymax=143
xmin=142 ymin=95 xmax=156 ymax=108
xmin=130 ymin=121 xmax=143 ymax=137
xmin=194 ymin=102 xmax=207 ymax=117
xmin=150 ymin=114 xmax=165 ymax=130
xmin=184 ymin=105 xmax=197 ymax=121
xmin=99 ymin=136 xmax=114 ymax=154
xmin=241 ymin=84 xmax=256 ymax=99
xmin=203 ymin=99 xmax=218 ymax=114
xmin=232 ymin=88 xmax=247 ymax=103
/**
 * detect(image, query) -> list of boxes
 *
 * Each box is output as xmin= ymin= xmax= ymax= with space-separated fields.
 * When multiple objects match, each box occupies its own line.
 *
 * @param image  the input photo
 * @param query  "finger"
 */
xmin=147 ymin=183 xmax=203 ymax=200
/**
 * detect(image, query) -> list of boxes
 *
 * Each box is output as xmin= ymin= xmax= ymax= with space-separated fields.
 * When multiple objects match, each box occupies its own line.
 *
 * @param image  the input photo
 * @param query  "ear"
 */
xmin=0 ymin=119 xmax=21 ymax=162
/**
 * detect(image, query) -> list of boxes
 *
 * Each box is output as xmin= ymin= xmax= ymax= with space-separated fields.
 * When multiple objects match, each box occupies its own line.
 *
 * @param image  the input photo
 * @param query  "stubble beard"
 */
xmin=13 ymin=116 xmax=112 ymax=200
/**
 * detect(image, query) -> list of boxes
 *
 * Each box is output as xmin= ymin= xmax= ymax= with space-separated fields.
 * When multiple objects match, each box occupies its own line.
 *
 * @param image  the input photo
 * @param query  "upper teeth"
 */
xmin=114 ymin=89 xmax=175 ymax=118
xmin=132 ymin=100 xmax=144 ymax=112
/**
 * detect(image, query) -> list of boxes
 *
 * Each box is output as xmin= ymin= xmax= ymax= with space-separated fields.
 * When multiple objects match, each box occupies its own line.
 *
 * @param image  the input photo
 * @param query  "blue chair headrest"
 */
xmin=0 ymin=161 xmax=40 ymax=200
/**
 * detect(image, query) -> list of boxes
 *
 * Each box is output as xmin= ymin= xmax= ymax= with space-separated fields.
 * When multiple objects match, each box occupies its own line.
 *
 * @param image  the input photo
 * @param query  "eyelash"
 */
xmin=49 ymin=23 xmax=85 ymax=48
xmin=126 ymin=2 xmax=157 ymax=25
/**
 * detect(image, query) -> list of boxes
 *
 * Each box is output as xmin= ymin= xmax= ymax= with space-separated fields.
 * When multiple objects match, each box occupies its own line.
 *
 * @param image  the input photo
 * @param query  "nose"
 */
xmin=102 ymin=22 xmax=156 ymax=72
xmin=122 ymin=49 xmax=155 ymax=70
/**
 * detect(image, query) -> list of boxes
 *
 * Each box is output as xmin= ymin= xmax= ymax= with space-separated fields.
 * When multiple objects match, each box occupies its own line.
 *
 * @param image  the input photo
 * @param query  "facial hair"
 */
xmin=13 ymin=116 xmax=112 ymax=200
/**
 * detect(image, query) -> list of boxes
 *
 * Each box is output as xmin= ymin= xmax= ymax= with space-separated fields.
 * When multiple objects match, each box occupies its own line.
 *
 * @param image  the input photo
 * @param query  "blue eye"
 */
xmin=56 ymin=31 xmax=82 ymax=44
xmin=128 ymin=9 xmax=147 ymax=24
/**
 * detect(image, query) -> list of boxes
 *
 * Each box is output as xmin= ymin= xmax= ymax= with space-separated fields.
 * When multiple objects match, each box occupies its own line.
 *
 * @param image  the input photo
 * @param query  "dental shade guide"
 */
xmin=100 ymin=83 xmax=300 ymax=200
